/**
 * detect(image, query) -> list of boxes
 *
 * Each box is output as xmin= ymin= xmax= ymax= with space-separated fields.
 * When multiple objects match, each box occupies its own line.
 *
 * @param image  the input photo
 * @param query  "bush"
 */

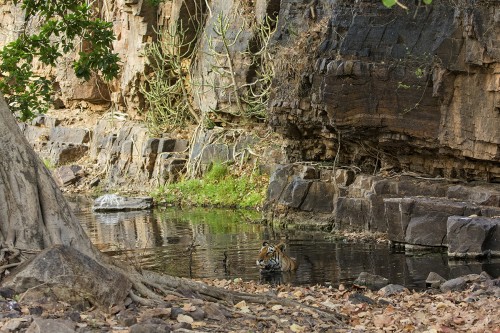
xmin=151 ymin=163 xmax=267 ymax=209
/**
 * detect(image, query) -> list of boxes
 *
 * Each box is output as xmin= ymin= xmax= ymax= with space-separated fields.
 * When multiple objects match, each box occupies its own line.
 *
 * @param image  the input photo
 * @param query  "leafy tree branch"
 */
xmin=0 ymin=0 xmax=119 ymax=121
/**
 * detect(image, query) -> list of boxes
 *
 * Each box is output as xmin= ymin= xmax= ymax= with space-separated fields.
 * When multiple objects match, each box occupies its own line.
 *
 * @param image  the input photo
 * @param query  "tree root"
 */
xmin=123 ymin=269 xmax=346 ymax=326
xmin=0 ymin=246 xmax=345 ymax=327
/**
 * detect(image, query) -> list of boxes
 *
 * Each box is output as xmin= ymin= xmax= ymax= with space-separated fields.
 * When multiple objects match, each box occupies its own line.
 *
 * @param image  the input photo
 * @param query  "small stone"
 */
xmin=440 ymin=277 xmax=467 ymax=292
xmin=25 ymin=319 xmax=74 ymax=333
xmin=3 ymin=318 xmax=29 ymax=331
xmin=189 ymin=308 xmax=205 ymax=321
xmin=65 ymin=311 xmax=81 ymax=322
xmin=177 ymin=313 xmax=194 ymax=324
xmin=172 ymin=322 xmax=191 ymax=331
xmin=348 ymin=293 xmax=375 ymax=305
xmin=204 ymin=303 xmax=227 ymax=321
xmin=29 ymin=306 xmax=43 ymax=316
xmin=118 ymin=315 xmax=137 ymax=327
xmin=53 ymin=165 xmax=83 ymax=187
xmin=0 ymin=288 xmax=15 ymax=299
xmin=425 ymin=272 xmax=447 ymax=288
xmin=378 ymin=284 xmax=407 ymax=296
xmin=169 ymin=307 xmax=185 ymax=320
xmin=480 ymin=271 xmax=492 ymax=281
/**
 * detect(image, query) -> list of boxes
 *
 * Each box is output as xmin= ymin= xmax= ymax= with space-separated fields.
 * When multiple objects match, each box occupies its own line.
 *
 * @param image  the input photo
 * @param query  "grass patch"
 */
xmin=151 ymin=163 xmax=268 ymax=209
xmin=42 ymin=158 xmax=56 ymax=170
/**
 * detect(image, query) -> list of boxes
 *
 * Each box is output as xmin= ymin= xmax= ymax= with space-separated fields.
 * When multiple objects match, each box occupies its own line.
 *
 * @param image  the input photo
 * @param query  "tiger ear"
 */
xmin=262 ymin=241 xmax=269 ymax=247
xmin=276 ymin=243 xmax=286 ymax=251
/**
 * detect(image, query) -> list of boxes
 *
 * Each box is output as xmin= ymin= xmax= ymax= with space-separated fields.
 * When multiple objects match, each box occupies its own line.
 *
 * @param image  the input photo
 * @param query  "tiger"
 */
xmin=256 ymin=241 xmax=298 ymax=272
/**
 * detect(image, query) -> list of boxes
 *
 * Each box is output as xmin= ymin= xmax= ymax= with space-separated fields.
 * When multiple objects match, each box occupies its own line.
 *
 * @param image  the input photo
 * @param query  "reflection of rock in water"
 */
xmin=94 ymin=213 xmax=120 ymax=225
xmin=95 ymin=210 xmax=150 ymax=224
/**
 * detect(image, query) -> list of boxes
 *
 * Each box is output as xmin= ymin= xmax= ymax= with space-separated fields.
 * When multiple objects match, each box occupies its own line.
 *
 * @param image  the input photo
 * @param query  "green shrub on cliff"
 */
xmin=151 ymin=163 xmax=268 ymax=209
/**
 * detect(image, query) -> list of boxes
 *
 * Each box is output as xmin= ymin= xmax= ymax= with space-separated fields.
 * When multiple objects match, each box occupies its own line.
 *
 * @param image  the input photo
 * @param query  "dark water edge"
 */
xmin=68 ymin=195 xmax=500 ymax=289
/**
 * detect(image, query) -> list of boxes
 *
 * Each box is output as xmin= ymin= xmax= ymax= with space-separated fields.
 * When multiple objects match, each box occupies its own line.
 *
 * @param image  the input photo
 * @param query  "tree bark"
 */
xmin=0 ymin=95 xmax=100 ymax=260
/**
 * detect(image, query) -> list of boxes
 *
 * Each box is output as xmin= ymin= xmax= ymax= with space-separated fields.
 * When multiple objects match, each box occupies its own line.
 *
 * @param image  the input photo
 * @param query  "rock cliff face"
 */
xmin=2 ymin=1 xmax=499 ymax=253
xmin=269 ymin=0 xmax=499 ymax=181
xmin=263 ymin=0 xmax=500 ymax=254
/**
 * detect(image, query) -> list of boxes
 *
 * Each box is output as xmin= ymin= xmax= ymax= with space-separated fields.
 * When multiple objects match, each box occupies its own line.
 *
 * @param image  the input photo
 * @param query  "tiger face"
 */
xmin=256 ymin=241 xmax=298 ymax=272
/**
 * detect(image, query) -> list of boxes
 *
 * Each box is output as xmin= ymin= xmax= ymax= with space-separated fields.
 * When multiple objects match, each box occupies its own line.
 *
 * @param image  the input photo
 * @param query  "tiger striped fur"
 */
xmin=256 ymin=241 xmax=298 ymax=272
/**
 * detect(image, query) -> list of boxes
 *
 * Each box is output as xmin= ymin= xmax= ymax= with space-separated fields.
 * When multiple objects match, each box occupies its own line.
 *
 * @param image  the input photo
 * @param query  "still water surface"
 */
xmin=69 ymin=196 xmax=499 ymax=289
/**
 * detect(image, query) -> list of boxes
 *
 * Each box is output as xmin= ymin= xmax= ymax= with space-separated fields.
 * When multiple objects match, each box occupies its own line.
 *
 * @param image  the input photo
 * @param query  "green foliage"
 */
xmin=155 ymin=207 xmax=261 ymax=234
xmin=382 ymin=0 xmax=397 ymax=7
xmin=382 ymin=0 xmax=432 ymax=9
xmin=397 ymin=82 xmax=411 ymax=89
xmin=414 ymin=67 xmax=425 ymax=79
xmin=0 ymin=0 xmax=119 ymax=121
xmin=42 ymin=158 xmax=56 ymax=170
xmin=204 ymin=162 xmax=228 ymax=182
xmin=151 ymin=163 xmax=268 ymax=209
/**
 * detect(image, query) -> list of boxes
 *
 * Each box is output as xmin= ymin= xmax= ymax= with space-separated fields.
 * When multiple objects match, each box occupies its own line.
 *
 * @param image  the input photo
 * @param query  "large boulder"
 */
xmin=447 ymin=216 xmax=500 ymax=258
xmin=2 ymin=245 xmax=131 ymax=308
xmin=384 ymin=197 xmax=480 ymax=247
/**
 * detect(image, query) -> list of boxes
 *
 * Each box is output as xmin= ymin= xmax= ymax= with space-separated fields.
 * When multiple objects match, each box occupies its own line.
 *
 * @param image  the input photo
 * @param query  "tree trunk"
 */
xmin=0 ymin=95 xmax=100 ymax=260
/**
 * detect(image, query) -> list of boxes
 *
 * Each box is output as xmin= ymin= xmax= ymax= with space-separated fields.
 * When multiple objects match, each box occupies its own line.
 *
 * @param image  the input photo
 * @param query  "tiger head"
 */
xmin=256 ymin=241 xmax=297 ymax=272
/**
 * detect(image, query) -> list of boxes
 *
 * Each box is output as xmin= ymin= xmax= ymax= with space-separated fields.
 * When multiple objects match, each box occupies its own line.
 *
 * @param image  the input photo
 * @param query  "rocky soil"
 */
xmin=0 ymin=272 xmax=498 ymax=333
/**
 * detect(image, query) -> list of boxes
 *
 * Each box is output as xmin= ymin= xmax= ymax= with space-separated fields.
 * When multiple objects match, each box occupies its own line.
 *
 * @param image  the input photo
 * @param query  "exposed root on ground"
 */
xmin=122 ymin=267 xmax=346 ymax=326
xmin=1 ymin=246 xmax=346 ymax=327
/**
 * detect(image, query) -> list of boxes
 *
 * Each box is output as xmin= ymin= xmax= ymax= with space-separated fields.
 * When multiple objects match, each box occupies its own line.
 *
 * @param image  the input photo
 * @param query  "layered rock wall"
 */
xmin=263 ymin=0 xmax=500 ymax=254
xmin=269 ymin=0 xmax=500 ymax=181
xmin=3 ymin=0 xmax=500 ymax=254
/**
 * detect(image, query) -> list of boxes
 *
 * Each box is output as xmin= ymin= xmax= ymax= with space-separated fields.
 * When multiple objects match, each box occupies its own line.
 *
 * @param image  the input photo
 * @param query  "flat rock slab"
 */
xmin=93 ymin=194 xmax=153 ymax=212
xmin=3 ymin=245 xmax=131 ymax=308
